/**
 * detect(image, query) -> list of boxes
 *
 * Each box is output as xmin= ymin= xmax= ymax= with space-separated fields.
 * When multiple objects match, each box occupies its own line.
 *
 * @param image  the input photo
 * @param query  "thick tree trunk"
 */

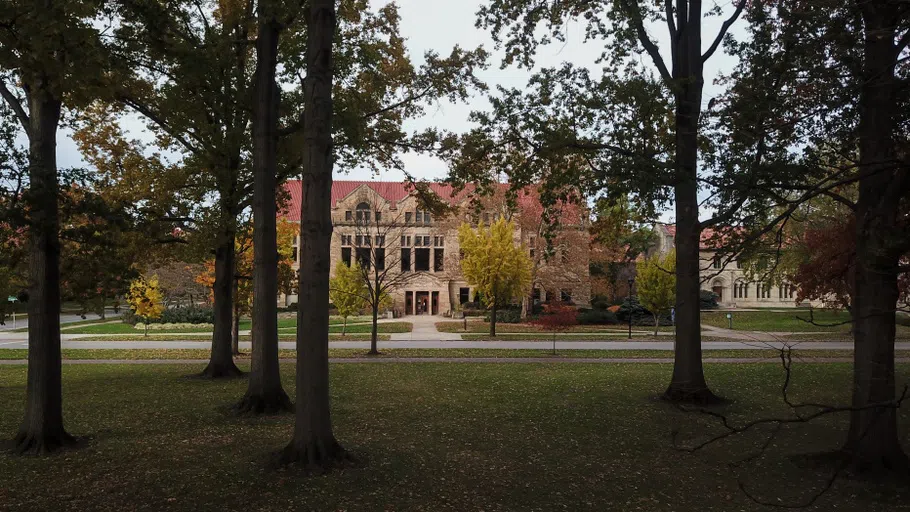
xmin=841 ymin=1 xmax=909 ymax=473
xmin=368 ymin=301 xmax=379 ymax=355
xmin=232 ymin=293 xmax=240 ymax=356
xmin=280 ymin=0 xmax=350 ymax=470
xmin=664 ymin=0 xmax=717 ymax=403
xmin=235 ymin=12 xmax=291 ymax=415
xmin=200 ymin=229 xmax=243 ymax=378
xmin=14 ymin=91 xmax=76 ymax=455
xmin=490 ymin=302 xmax=497 ymax=337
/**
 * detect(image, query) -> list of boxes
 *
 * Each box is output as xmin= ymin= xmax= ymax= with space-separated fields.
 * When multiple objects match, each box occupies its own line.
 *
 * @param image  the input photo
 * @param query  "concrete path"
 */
xmin=0 ymin=309 xmax=121 ymax=332
xmin=2 ymin=357 xmax=900 ymax=365
xmin=1 ymin=339 xmax=900 ymax=351
xmin=390 ymin=315 xmax=462 ymax=341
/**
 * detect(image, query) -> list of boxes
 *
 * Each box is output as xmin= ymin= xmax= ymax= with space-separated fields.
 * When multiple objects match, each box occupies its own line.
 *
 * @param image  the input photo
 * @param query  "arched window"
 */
xmin=734 ymin=280 xmax=748 ymax=299
xmin=779 ymin=283 xmax=794 ymax=299
xmin=355 ymin=202 xmax=370 ymax=222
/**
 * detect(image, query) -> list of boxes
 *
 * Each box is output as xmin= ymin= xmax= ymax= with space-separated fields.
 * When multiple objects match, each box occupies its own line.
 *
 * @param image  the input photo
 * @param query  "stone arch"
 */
xmin=733 ymin=279 xmax=749 ymax=300
xmin=710 ymin=278 xmax=726 ymax=303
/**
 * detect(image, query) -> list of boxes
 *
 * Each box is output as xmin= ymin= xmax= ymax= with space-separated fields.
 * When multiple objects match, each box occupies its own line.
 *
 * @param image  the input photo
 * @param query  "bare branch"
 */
xmin=619 ymin=0 xmax=672 ymax=83
xmin=0 ymin=79 xmax=30 ymax=132
xmin=702 ymin=0 xmax=747 ymax=63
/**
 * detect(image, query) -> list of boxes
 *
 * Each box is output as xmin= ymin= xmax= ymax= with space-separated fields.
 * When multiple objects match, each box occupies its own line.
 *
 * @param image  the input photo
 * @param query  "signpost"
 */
xmin=7 ymin=296 xmax=18 ymax=329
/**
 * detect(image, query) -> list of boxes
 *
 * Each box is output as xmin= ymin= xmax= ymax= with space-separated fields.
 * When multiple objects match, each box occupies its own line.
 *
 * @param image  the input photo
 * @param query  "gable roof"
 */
xmin=656 ymin=223 xmax=741 ymax=250
xmin=279 ymin=180 xmax=586 ymax=225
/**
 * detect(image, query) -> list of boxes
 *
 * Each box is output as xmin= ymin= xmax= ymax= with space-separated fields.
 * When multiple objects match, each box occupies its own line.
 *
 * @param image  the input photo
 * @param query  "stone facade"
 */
xmin=280 ymin=180 xmax=591 ymax=316
xmin=652 ymin=223 xmax=817 ymax=308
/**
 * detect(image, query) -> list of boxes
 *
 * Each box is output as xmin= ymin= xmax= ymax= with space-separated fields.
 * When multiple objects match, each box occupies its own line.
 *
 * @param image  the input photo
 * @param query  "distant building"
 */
xmin=652 ymin=223 xmax=813 ymax=308
xmin=279 ymin=180 xmax=591 ymax=316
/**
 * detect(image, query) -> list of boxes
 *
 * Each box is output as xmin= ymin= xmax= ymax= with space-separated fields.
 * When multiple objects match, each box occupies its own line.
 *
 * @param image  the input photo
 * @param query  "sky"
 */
xmin=51 ymin=0 xmax=747 ymax=222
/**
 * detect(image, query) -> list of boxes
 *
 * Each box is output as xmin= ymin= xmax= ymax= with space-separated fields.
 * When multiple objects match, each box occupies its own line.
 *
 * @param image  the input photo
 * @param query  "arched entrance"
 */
xmin=711 ymin=279 xmax=725 ymax=303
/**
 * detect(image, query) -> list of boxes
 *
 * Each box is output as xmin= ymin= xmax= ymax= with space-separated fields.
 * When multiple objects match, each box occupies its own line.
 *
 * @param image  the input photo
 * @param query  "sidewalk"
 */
xmin=389 ymin=315 xmax=462 ymax=341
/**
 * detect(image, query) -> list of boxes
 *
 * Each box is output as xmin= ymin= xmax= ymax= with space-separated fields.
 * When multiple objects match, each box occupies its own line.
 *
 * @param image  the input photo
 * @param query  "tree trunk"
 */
xmin=368 ymin=301 xmax=379 ymax=355
xmin=14 ymin=90 xmax=76 ymax=455
xmin=200 ymin=229 xmax=243 ymax=378
xmin=841 ymin=0 xmax=909 ymax=473
xmin=235 ymin=11 xmax=291 ymax=415
xmin=342 ymin=316 xmax=347 ymax=335
xmin=280 ymin=0 xmax=350 ymax=470
xmin=664 ymin=0 xmax=718 ymax=403
xmin=232 ymin=294 xmax=240 ymax=356
xmin=653 ymin=312 xmax=659 ymax=337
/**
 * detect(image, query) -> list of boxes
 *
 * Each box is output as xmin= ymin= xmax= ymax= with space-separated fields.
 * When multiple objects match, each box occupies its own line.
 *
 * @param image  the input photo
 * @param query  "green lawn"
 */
xmin=291 ymin=321 xmax=412 ymax=334
xmin=64 ymin=318 xmax=407 ymax=335
xmin=701 ymin=309 xmax=852 ymax=332
xmin=2 ymin=348 xmax=909 ymax=361
xmin=1 ymin=363 xmax=908 ymax=511
xmin=436 ymin=321 xmax=674 ymax=334
xmin=64 ymin=322 xmax=215 ymax=334
xmin=71 ymin=334 xmax=391 ymax=342
xmin=460 ymin=333 xmax=670 ymax=341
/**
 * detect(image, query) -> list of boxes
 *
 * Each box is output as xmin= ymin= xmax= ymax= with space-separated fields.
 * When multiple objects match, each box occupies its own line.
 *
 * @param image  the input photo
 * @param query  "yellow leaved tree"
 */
xmin=458 ymin=218 xmax=532 ymax=336
xmin=127 ymin=275 xmax=164 ymax=337
xmin=329 ymin=261 xmax=368 ymax=335
xmin=636 ymin=250 xmax=676 ymax=335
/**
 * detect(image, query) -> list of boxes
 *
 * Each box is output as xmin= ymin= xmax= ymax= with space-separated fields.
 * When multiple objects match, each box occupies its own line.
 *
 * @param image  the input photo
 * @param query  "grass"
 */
xmin=2 ymin=348 xmax=910 ymax=361
xmin=63 ymin=319 xmax=411 ymax=335
xmin=436 ymin=320 xmax=675 ymax=334
xmin=701 ymin=309 xmax=851 ymax=332
xmin=2 ymin=363 xmax=909 ymax=511
xmin=460 ymin=333 xmax=676 ymax=341
xmin=70 ymin=334 xmax=391 ymax=342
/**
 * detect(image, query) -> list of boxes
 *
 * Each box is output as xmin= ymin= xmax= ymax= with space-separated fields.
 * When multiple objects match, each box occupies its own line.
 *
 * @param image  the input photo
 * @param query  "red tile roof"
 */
xmin=279 ymin=180 xmax=585 ymax=225
xmin=658 ymin=223 xmax=743 ymax=250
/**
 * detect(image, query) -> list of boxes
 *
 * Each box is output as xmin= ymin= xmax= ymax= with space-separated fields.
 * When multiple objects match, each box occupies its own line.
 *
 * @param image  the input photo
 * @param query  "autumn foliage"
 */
xmin=531 ymin=301 xmax=579 ymax=333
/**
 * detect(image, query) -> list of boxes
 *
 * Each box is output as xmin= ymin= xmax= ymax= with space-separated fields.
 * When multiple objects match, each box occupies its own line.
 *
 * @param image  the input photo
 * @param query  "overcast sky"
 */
xmin=51 ymin=0 xmax=746 ymax=221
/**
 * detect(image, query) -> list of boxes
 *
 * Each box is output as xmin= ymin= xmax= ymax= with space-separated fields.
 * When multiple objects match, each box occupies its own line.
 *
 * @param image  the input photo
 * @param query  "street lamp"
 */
xmin=627 ymin=277 xmax=634 ymax=339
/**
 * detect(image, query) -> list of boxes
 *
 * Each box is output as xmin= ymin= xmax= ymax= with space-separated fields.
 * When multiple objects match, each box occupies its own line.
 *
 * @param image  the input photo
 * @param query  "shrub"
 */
xmin=134 ymin=322 xmax=214 ymax=331
xmin=161 ymin=306 xmax=214 ymax=324
xmin=616 ymin=296 xmax=672 ymax=326
xmin=123 ymin=305 xmax=214 ymax=325
xmin=897 ymin=312 xmax=910 ymax=327
xmin=700 ymin=290 xmax=719 ymax=310
xmin=590 ymin=295 xmax=611 ymax=310
xmin=486 ymin=307 xmax=522 ymax=323
xmin=577 ymin=308 xmax=618 ymax=325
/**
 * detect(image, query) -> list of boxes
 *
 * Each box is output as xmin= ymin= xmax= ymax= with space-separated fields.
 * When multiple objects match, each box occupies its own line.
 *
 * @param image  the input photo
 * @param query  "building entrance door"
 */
xmin=415 ymin=291 xmax=429 ymax=315
xmin=431 ymin=291 xmax=439 ymax=315
xmin=712 ymin=286 xmax=723 ymax=302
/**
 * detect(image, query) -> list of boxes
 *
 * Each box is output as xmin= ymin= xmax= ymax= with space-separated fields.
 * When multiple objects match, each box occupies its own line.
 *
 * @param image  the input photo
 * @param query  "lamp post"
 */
xmin=627 ymin=277 xmax=634 ymax=339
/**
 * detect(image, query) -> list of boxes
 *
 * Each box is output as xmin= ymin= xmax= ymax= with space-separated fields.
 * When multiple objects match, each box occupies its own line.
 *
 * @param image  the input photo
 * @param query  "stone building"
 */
xmin=279 ymin=180 xmax=591 ymax=315
xmin=652 ymin=223 xmax=815 ymax=308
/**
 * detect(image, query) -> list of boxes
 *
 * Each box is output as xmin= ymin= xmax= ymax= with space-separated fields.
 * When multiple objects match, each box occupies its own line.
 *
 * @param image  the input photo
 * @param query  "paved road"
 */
xmin=0 ymin=339 xmax=897 ymax=351
xmin=0 ymin=310 xmax=121 ymax=332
